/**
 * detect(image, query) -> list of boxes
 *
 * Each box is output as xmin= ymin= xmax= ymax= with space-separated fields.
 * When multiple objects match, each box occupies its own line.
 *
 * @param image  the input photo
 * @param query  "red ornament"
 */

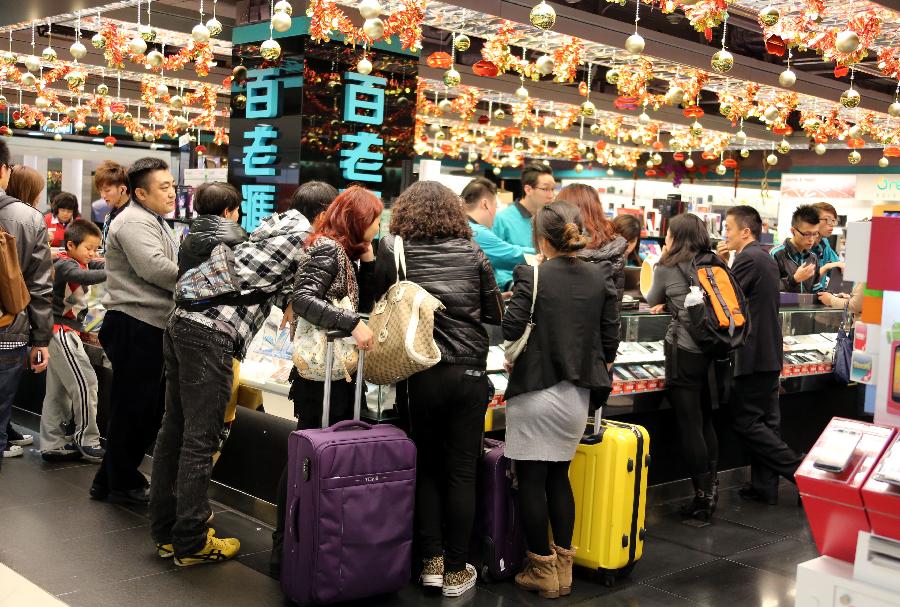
xmin=88 ymin=126 xmax=102 ymax=136
xmin=884 ymin=146 xmax=900 ymax=157
xmin=0 ymin=125 xmax=10 ymax=136
xmin=652 ymin=141 xmax=664 ymax=151
xmin=723 ymin=158 xmax=738 ymax=169
xmin=614 ymin=96 xmax=640 ymax=111
xmin=834 ymin=65 xmax=850 ymax=78
xmin=815 ymin=133 xmax=829 ymax=143
xmin=594 ymin=140 xmax=607 ymax=150
xmin=645 ymin=169 xmax=658 ymax=177
xmin=578 ymin=81 xmax=588 ymax=97
xmin=847 ymin=138 xmax=865 ymax=149
xmin=673 ymin=152 xmax=685 ymax=161
xmin=477 ymin=114 xmax=490 ymax=125
xmin=765 ymin=35 xmax=786 ymax=56
xmin=103 ymin=135 xmax=117 ymax=148
xmin=195 ymin=145 xmax=207 ymax=156
xmin=472 ymin=60 xmax=499 ymax=78
xmin=772 ymin=125 xmax=793 ymax=135
xmin=701 ymin=151 xmax=718 ymax=160
xmin=683 ymin=106 xmax=704 ymax=118
xmin=426 ymin=52 xmax=452 ymax=69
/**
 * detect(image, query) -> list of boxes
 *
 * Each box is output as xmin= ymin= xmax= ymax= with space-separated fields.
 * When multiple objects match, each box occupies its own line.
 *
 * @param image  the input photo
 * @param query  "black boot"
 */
xmin=681 ymin=473 xmax=715 ymax=522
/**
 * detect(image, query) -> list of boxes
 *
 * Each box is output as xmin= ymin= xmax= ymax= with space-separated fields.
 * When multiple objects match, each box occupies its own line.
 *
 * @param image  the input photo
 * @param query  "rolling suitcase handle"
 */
xmin=322 ymin=329 xmax=367 ymax=428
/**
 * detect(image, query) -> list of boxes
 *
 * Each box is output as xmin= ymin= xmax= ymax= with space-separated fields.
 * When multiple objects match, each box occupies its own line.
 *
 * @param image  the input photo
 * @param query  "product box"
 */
xmin=861 ymin=435 xmax=900 ymax=543
xmin=850 ymin=351 xmax=877 ymax=384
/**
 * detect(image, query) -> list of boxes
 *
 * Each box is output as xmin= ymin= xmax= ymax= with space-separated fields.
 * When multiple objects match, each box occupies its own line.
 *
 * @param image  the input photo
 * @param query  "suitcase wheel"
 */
xmin=601 ymin=572 xmax=616 ymax=587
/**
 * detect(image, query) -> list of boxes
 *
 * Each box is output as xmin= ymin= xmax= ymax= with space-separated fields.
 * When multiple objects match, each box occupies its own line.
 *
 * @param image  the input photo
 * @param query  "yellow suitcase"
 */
xmin=568 ymin=410 xmax=650 ymax=586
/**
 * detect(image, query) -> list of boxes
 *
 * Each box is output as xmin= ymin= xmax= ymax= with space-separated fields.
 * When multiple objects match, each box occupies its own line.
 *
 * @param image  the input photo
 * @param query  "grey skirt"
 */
xmin=505 ymin=380 xmax=590 ymax=461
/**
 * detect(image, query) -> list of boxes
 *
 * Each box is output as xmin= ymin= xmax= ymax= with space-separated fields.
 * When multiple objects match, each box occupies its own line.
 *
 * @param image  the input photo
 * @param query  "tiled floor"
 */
xmin=0 ymin=421 xmax=820 ymax=606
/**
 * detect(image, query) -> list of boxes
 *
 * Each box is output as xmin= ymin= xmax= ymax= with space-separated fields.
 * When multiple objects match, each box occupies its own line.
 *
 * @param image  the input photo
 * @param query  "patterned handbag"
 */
xmin=364 ymin=236 xmax=444 ymax=385
xmin=175 ymin=243 xmax=238 ymax=304
xmin=292 ymin=295 xmax=360 ymax=382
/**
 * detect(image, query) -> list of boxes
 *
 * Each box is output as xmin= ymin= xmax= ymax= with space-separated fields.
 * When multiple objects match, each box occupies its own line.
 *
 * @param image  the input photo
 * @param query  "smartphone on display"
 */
xmin=813 ymin=428 xmax=862 ymax=473
xmin=890 ymin=342 xmax=900 ymax=413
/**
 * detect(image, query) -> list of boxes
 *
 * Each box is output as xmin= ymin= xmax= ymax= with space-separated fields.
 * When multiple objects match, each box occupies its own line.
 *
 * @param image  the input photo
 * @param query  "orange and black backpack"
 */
xmin=677 ymin=251 xmax=750 ymax=358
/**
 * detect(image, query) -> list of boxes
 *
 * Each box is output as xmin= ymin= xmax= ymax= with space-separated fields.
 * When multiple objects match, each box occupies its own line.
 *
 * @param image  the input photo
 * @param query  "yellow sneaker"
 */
xmin=157 ymin=543 xmax=174 ymax=558
xmin=173 ymin=529 xmax=240 ymax=567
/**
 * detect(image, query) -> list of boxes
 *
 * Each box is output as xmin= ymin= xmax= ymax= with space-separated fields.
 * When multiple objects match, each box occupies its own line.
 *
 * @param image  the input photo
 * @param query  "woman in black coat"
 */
xmin=372 ymin=181 xmax=502 ymax=599
xmin=503 ymin=201 xmax=620 ymax=599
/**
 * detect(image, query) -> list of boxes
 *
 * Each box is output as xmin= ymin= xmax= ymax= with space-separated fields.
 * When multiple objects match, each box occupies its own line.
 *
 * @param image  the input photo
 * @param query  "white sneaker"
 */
xmin=3 ymin=445 xmax=24 ymax=458
xmin=442 ymin=563 xmax=477 ymax=597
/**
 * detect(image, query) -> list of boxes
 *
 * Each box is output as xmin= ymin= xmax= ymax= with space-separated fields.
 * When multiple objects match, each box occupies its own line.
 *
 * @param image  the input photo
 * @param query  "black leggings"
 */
xmin=516 ymin=460 xmax=575 ymax=557
xmin=665 ymin=344 xmax=719 ymax=479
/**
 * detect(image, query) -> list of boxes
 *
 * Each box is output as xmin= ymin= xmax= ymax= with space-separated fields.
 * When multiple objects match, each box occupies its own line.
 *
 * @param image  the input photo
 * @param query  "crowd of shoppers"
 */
xmin=0 ymin=137 xmax=865 ymax=601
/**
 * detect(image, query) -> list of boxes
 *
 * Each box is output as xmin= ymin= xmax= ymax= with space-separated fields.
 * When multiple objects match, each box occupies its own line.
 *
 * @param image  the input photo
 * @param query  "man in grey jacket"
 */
xmin=90 ymin=157 xmax=178 ymax=503
xmin=0 ymin=140 xmax=52 ymax=471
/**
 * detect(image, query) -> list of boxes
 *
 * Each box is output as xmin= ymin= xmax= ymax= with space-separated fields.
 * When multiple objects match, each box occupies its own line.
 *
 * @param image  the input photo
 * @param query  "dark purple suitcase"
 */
xmin=281 ymin=336 xmax=416 ymax=605
xmin=473 ymin=438 xmax=526 ymax=581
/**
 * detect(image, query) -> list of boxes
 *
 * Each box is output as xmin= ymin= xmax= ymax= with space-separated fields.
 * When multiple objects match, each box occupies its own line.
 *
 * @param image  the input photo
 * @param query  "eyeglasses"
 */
xmin=820 ymin=217 xmax=837 ymax=226
xmin=533 ymin=186 xmax=556 ymax=193
xmin=792 ymin=227 xmax=819 ymax=239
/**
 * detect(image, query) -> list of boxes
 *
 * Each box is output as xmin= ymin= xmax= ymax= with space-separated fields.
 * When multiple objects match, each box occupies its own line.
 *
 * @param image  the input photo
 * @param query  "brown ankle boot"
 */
xmin=551 ymin=544 xmax=576 ymax=596
xmin=515 ymin=551 xmax=559 ymax=599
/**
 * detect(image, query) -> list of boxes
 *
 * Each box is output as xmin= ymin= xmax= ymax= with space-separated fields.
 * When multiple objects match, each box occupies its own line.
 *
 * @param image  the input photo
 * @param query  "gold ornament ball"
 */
xmin=23 ymin=55 xmax=41 ymax=72
xmin=0 ymin=95 xmax=6 ymax=106
xmin=763 ymin=105 xmax=780 ymax=122
xmin=779 ymin=68 xmax=796 ymax=88
xmin=719 ymin=102 xmax=733 ymax=117
xmin=95 ymin=125 xmax=104 ymax=133
xmin=155 ymin=83 xmax=168 ymax=97
xmin=888 ymin=101 xmax=900 ymax=117
xmin=192 ymin=23 xmax=211 ymax=43
xmin=666 ymin=86 xmax=685 ymax=105
xmin=766 ymin=153 xmax=778 ymax=165
xmin=529 ymin=1 xmax=556 ymax=30
xmin=590 ymin=122 xmax=602 ymax=135
xmin=21 ymin=72 xmax=37 ymax=87
xmin=586 ymin=152 xmax=596 ymax=161
xmin=735 ymin=130 xmax=747 ymax=144
xmin=175 ymin=116 xmax=189 ymax=130
xmin=41 ymin=47 xmax=57 ymax=62
xmin=638 ymin=111 xmax=651 ymax=125
xmin=814 ymin=142 xmax=826 ymax=155
xmin=455 ymin=34 xmax=471 ymax=52
xmin=777 ymin=139 xmax=790 ymax=154
xmin=14 ymin=118 xmax=26 ymax=129
xmin=740 ymin=148 xmax=750 ymax=158
xmin=515 ymin=141 xmax=525 ymax=151
xmin=91 ymin=33 xmax=106 ymax=49
xmin=429 ymin=122 xmax=441 ymax=132
xmin=515 ymin=85 xmax=529 ymax=101
xmin=274 ymin=0 xmax=293 ymax=15
xmin=169 ymin=95 xmax=184 ymax=110
xmin=646 ymin=159 xmax=655 ymax=169
xmin=574 ymin=163 xmax=584 ymax=173
xmin=493 ymin=108 xmax=505 ymax=120
xmin=66 ymin=71 xmax=86 ymax=92
xmin=711 ymin=49 xmax=734 ymax=74
xmin=145 ymin=132 xmax=155 ymax=142
xmin=140 ymin=25 xmax=157 ymax=42
xmin=74 ymin=120 xmax=86 ymax=132
xmin=690 ymin=120 xmax=703 ymax=137
xmin=123 ymin=111 xmax=133 ymax=121
xmin=878 ymin=156 xmax=889 ymax=168
xmin=35 ymin=96 xmax=50 ymax=109
xmin=684 ymin=157 xmax=695 ymax=169
xmin=468 ymin=152 xmax=478 ymax=163
xmin=272 ymin=11 xmax=292 ymax=33
xmin=802 ymin=117 xmax=822 ymax=131
xmin=260 ymin=38 xmax=282 ymax=61
xmin=66 ymin=107 xmax=77 ymax=119
xmin=133 ymin=132 xmax=144 ymax=142
xmin=96 ymin=82 xmax=109 ymax=96
xmin=206 ymin=17 xmax=223 ymax=37
xmin=146 ymin=50 xmax=165 ymax=68
xmin=128 ymin=36 xmax=147 ymax=55
xmin=848 ymin=150 xmax=861 ymax=165
xmin=716 ymin=163 xmax=727 ymax=175
xmin=233 ymin=94 xmax=247 ymax=109
xmin=840 ymin=88 xmax=861 ymax=109
xmin=438 ymin=98 xmax=453 ymax=112
xmin=835 ymin=29 xmax=860 ymax=54
xmin=606 ymin=167 xmax=615 ymax=176
xmin=363 ymin=18 xmax=384 ymax=40
xmin=605 ymin=68 xmax=620 ymax=85
xmin=357 ymin=57 xmax=373 ymax=75
xmin=113 ymin=111 xmax=124 ymax=121
xmin=434 ymin=130 xmax=445 ymax=140
xmin=53 ymin=133 xmax=62 ymax=141
xmin=758 ymin=6 xmax=780 ymax=26
xmin=465 ymin=163 xmax=474 ymax=174
xmin=443 ymin=68 xmax=461 ymax=88
xmin=1 ymin=51 xmax=16 ymax=65
xmin=358 ymin=0 xmax=382 ymax=19
xmin=848 ymin=124 xmax=863 ymax=139
xmin=493 ymin=166 xmax=502 ymax=176
xmin=581 ymin=100 xmax=596 ymax=117
xmin=652 ymin=153 xmax=663 ymax=165
xmin=577 ymin=142 xmax=588 ymax=154
xmin=625 ymin=33 xmax=645 ymax=55
xmin=536 ymin=55 xmax=554 ymax=76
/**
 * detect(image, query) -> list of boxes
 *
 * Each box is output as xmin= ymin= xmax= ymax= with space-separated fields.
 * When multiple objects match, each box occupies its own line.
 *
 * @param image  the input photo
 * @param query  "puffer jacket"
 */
xmin=0 ymin=194 xmax=52 ymax=347
xmin=177 ymin=215 xmax=248 ymax=277
xmin=373 ymin=236 xmax=503 ymax=368
xmin=578 ymin=235 xmax=628 ymax=301
xmin=291 ymin=237 xmax=375 ymax=335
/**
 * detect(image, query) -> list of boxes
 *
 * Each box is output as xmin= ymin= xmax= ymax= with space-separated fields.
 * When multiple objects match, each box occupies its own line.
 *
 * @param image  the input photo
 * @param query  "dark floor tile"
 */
xmin=645 ymin=502 xmax=783 ymax=558
xmin=479 ymin=573 xmax=636 ymax=606
xmin=0 ymin=457 xmax=90 ymax=511
xmin=627 ymin=536 xmax=718 ymax=582
xmin=237 ymin=548 xmax=274 ymax=578
xmin=582 ymin=583 xmax=696 ymax=606
xmin=729 ymin=538 xmax=821 ymax=579
xmin=1 ymin=524 xmax=176 ymax=596
xmin=647 ymin=558 xmax=795 ymax=607
xmin=60 ymin=560 xmax=286 ymax=607
xmin=714 ymin=485 xmax=814 ymax=542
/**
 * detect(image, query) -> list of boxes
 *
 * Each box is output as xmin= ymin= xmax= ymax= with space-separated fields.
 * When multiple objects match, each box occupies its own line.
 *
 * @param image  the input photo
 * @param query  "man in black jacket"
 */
xmin=721 ymin=206 xmax=803 ymax=504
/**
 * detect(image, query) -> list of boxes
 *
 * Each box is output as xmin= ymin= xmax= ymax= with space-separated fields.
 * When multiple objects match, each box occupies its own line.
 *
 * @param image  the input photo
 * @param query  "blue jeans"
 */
xmin=0 ymin=346 xmax=28 ymax=458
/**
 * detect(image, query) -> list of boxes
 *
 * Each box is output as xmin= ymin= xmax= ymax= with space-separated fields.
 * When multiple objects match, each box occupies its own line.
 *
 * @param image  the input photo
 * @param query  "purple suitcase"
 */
xmin=473 ymin=438 xmax=527 ymax=581
xmin=281 ymin=334 xmax=416 ymax=605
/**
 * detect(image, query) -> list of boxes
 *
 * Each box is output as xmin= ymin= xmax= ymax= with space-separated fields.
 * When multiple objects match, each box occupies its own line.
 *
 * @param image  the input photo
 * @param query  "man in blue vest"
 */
xmin=463 ymin=177 xmax=535 ymax=292
xmin=492 ymin=163 xmax=555 ymax=251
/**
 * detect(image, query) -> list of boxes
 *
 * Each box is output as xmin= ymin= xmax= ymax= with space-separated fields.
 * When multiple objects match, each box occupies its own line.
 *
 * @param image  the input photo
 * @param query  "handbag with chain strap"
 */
xmin=364 ymin=236 xmax=444 ymax=385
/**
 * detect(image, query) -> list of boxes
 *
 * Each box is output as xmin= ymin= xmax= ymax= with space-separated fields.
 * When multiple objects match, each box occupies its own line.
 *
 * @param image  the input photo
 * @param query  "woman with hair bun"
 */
xmin=502 ymin=200 xmax=620 ymax=599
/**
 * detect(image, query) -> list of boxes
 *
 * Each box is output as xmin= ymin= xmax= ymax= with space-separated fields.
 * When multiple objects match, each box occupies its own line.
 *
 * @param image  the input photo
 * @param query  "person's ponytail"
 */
xmin=534 ymin=201 xmax=587 ymax=253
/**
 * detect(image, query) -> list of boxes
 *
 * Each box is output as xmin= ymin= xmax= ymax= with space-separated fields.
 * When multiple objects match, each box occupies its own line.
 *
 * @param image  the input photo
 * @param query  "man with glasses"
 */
xmin=811 ymin=201 xmax=845 ymax=292
xmin=492 ymin=163 xmax=555 ymax=250
xmin=770 ymin=205 xmax=823 ymax=293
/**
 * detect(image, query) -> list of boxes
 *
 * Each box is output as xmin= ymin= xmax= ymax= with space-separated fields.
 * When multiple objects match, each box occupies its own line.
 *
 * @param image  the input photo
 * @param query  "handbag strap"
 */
xmin=393 ymin=235 xmax=407 ymax=283
xmin=527 ymin=263 xmax=539 ymax=322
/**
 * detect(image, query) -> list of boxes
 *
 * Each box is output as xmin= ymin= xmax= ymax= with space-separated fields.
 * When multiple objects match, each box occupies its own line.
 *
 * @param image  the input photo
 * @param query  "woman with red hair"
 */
xmin=289 ymin=185 xmax=382 ymax=426
xmin=558 ymin=184 xmax=628 ymax=302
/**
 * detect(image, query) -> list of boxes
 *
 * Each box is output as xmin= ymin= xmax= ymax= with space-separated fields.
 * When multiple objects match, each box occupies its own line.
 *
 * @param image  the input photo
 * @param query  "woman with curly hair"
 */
xmin=372 ymin=181 xmax=503 ymax=598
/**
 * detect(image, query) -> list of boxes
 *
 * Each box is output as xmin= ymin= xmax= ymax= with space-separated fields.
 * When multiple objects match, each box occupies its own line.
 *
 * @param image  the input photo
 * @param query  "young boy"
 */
xmin=41 ymin=220 xmax=107 ymax=463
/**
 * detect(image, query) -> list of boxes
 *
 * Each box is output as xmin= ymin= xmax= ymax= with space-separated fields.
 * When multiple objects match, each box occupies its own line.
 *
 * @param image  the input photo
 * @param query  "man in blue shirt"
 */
xmin=463 ymin=177 xmax=535 ymax=292
xmin=492 ymin=163 xmax=555 ymax=250
xmin=811 ymin=201 xmax=844 ymax=292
